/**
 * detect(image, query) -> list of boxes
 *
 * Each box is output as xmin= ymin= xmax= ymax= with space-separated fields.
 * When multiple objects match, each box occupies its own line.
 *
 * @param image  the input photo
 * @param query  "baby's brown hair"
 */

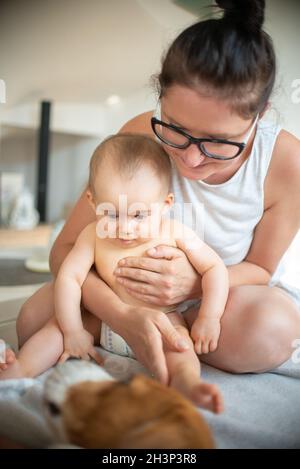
xmin=89 ymin=133 xmax=171 ymax=198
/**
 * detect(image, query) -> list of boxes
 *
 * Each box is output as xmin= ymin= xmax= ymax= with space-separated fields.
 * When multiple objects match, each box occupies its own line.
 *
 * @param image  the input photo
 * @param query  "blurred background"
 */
xmin=1 ymin=0 xmax=300 ymax=224
xmin=0 ymin=0 xmax=299 ymax=348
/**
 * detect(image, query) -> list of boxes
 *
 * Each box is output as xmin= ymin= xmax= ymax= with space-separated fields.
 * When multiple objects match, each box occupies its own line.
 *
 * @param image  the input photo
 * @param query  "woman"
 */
xmin=5 ymin=0 xmax=300 ymax=383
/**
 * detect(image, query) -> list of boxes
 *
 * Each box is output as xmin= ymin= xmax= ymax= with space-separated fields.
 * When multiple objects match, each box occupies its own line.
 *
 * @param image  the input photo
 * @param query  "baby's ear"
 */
xmin=86 ymin=189 xmax=96 ymax=211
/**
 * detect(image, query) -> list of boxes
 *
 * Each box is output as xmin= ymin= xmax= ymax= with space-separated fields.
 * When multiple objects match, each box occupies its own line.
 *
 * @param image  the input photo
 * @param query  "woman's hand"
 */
xmin=113 ymin=245 xmax=202 ymax=306
xmin=115 ymin=304 xmax=190 ymax=384
xmin=59 ymin=328 xmax=102 ymax=365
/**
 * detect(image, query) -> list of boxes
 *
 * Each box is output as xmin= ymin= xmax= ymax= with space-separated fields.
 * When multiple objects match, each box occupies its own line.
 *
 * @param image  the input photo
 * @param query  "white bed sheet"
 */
xmin=0 ymin=347 xmax=299 ymax=449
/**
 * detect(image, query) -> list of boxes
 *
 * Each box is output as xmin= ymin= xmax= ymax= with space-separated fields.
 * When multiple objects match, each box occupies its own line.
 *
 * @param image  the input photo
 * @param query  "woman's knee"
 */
xmin=203 ymin=286 xmax=300 ymax=373
xmin=236 ymin=298 xmax=298 ymax=372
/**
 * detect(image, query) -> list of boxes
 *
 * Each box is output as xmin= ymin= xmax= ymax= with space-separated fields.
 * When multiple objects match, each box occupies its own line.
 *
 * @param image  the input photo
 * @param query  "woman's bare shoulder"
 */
xmin=119 ymin=110 xmax=154 ymax=136
xmin=265 ymin=129 xmax=300 ymax=208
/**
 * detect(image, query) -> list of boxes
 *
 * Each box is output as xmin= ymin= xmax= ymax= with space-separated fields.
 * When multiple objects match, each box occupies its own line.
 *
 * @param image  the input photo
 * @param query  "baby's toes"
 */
xmin=201 ymin=340 xmax=210 ymax=354
xmin=0 ymin=348 xmax=15 ymax=370
xmin=210 ymin=385 xmax=224 ymax=414
xmin=6 ymin=348 xmax=16 ymax=363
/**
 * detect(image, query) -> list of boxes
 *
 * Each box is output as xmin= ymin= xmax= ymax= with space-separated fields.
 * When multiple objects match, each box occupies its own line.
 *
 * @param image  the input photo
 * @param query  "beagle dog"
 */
xmin=44 ymin=360 xmax=214 ymax=449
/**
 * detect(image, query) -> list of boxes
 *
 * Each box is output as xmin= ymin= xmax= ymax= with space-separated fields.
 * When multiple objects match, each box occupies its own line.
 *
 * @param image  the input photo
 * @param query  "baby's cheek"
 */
xmin=134 ymin=220 xmax=150 ymax=237
xmin=96 ymin=219 xmax=117 ymax=239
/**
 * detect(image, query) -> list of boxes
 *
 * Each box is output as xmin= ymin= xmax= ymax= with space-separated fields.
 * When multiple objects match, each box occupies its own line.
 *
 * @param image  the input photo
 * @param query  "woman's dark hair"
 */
xmin=157 ymin=0 xmax=276 ymax=119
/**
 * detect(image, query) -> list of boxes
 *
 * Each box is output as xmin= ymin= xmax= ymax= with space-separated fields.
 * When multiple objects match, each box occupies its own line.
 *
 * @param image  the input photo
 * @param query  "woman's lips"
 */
xmin=182 ymin=161 xmax=209 ymax=170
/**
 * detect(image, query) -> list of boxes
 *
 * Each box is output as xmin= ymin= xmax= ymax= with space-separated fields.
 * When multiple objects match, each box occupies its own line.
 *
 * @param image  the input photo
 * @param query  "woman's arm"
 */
xmin=228 ymin=130 xmax=300 ymax=287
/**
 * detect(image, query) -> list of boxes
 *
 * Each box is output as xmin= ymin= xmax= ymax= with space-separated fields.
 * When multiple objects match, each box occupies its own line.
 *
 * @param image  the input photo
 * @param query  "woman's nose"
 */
xmin=182 ymin=144 xmax=206 ymax=168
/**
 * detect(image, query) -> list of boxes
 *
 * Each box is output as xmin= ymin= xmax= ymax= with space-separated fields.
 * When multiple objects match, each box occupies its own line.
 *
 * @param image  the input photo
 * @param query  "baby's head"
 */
xmin=87 ymin=133 xmax=174 ymax=246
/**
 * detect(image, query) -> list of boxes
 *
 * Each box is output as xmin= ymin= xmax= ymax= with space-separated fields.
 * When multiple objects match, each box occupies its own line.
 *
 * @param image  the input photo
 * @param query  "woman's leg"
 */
xmin=0 ymin=309 xmax=101 ymax=380
xmin=164 ymin=312 xmax=223 ymax=413
xmin=184 ymin=285 xmax=300 ymax=373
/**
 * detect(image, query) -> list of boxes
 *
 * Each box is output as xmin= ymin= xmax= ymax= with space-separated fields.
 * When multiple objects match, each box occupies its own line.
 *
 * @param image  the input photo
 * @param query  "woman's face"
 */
xmin=160 ymin=85 xmax=256 ymax=183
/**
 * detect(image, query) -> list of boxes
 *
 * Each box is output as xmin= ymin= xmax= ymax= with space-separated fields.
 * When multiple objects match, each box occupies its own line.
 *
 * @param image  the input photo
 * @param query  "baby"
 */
xmin=0 ymin=134 xmax=228 ymax=413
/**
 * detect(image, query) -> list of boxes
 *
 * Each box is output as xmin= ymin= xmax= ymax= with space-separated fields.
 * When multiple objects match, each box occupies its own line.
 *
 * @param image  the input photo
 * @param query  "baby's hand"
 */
xmin=191 ymin=317 xmax=221 ymax=355
xmin=59 ymin=329 xmax=102 ymax=365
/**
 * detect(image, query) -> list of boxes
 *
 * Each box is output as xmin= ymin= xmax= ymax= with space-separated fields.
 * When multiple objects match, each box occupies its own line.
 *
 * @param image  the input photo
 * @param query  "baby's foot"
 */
xmin=0 ymin=347 xmax=16 ymax=371
xmin=189 ymin=381 xmax=224 ymax=414
xmin=170 ymin=372 xmax=224 ymax=414
xmin=0 ymin=359 xmax=23 ymax=380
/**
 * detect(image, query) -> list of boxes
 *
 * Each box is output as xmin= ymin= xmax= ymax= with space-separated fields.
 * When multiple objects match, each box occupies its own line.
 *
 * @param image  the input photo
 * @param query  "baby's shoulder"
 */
xmin=161 ymin=218 xmax=203 ymax=248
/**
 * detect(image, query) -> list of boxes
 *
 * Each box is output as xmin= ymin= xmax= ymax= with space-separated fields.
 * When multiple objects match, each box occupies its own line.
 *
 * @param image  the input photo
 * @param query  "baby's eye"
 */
xmin=108 ymin=213 xmax=118 ymax=219
xmin=134 ymin=213 xmax=148 ymax=220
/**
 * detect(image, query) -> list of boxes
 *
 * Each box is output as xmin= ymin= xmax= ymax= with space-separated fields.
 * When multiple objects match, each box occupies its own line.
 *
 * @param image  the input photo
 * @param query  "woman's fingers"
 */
xmin=134 ymin=332 xmax=169 ymax=385
xmin=124 ymin=289 xmax=164 ymax=305
xmin=82 ymin=354 xmax=90 ymax=361
xmin=116 ymin=277 xmax=159 ymax=297
xmin=114 ymin=267 xmax=161 ymax=285
xmin=88 ymin=348 xmax=103 ymax=366
xmin=147 ymin=245 xmax=184 ymax=261
xmin=117 ymin=256 xmax=167 ymax=274
xmin=150 ymin=347 xmax=169 ymax=385
xmin=156 ymin=314 xmax=190 ymax=352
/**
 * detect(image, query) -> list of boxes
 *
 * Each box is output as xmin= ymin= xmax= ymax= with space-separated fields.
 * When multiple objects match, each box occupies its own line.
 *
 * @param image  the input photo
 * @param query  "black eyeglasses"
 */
xmin=151 ymin=116 xmax=258 ymax=161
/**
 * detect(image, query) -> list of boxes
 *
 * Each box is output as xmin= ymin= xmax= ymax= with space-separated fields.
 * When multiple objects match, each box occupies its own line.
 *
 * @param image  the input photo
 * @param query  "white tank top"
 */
xmin=154 ymin=106 xmax=287 ymax=286
xmin=170 ymin=120 xmax=280 ymax=265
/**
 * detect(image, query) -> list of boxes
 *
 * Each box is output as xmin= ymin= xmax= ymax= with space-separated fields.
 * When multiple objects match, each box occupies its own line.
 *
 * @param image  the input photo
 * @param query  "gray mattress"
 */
xmin=0 ymin=348 xmax=299 ymax=449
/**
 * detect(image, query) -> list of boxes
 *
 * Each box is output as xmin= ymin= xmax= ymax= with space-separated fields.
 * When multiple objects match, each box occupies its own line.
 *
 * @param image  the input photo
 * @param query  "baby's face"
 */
xmin=89 ymin=165 xmax=172 ymax=247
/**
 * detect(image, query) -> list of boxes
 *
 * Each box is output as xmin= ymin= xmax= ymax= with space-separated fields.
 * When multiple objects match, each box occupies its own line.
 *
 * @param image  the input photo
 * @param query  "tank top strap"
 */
xmin=248 ymin=119 xmax=282 ymax=187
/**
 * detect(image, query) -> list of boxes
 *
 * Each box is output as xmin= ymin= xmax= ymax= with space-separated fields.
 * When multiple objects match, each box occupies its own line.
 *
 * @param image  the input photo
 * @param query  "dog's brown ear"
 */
xmin=119 ymin=411 xmax=214 ymax=449
xmin=118 ymin=377 xmax=214 ymax=449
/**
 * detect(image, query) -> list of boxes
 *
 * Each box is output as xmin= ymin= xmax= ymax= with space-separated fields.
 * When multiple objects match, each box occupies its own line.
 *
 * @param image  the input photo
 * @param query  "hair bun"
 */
xmin=216 ymin=0 xmax=265 ymax=33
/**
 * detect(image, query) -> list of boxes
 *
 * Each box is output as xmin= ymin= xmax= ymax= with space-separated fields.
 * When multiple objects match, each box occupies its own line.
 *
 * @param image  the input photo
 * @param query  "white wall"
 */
xmin=0 ymin=0 xmax=299 ymax=224
xmin=265 ymin=0 xmax=300 ymax=137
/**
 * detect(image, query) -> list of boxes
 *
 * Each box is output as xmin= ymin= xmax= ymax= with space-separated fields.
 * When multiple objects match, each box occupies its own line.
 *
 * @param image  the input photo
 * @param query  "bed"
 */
xmin=0 ymin=347 xmax=299 ymax=449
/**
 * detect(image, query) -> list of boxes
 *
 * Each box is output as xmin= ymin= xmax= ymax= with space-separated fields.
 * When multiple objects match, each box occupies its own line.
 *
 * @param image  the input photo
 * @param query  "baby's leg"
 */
xmin=0 ymin=281 xmax=55 ymax=371
xmin=0 ymin=316 xmax=64 ymax=379
xmin=165 ymin=312 xmax=223 ymax=414
xmin=0 ymin=310 xmax=101 ymax=380
xmin=17 ymin=281 xmax=56 ymax=347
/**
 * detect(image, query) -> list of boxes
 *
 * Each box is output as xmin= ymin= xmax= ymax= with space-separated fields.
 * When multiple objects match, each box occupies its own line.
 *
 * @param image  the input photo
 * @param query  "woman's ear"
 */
xmin=86 ymin=189 xmax=96 ymax=212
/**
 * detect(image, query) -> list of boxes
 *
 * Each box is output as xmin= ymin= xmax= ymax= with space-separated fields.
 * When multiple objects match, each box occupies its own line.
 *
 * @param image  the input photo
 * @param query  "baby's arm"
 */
xmin=54 ymin=222 xmax=100 ymax=363
xmin=175 ymin=223 xmax=229 ymax=355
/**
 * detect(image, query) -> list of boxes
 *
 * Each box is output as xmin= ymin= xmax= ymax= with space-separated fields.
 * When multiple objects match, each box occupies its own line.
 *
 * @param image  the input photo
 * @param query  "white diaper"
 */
xmin=100 ymin=299 xmax=201 ymax=359
xmin=100 ymin=322 xmax=135 ymax=358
